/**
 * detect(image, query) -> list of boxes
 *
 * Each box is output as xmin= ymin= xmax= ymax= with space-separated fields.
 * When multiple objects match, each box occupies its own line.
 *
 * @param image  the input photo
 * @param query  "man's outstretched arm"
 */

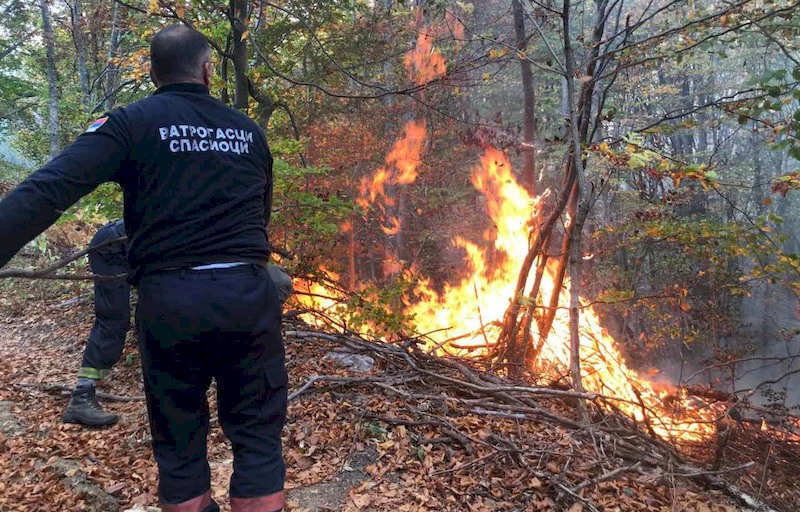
xmin=0 ymin=113 xmax=129 ymax=268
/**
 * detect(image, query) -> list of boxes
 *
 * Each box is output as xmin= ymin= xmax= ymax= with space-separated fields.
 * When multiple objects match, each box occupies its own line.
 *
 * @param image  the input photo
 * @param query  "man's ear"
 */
xmin=150 ymin=67 xmax=159 ymax=88
xmin=202 ymin=61 xmax=211 ymax=87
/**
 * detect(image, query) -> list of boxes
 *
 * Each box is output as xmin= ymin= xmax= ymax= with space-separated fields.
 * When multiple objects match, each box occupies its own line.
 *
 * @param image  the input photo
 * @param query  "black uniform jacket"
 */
xmin=0 ymin=83 xmax=273 ymax=283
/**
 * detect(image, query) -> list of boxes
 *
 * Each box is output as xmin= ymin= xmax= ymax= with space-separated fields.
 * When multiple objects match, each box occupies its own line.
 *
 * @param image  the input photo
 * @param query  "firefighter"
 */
xmin=63 ymin=219 xmax=129 ymax=427
xmin=0 ymin=25 xmax=287 ymax=512
xmin=63 ymin=220 xmax=294 ymax=429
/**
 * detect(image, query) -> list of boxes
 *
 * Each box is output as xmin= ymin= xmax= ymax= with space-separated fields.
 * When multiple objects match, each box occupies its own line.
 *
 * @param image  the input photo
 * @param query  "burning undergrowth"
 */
xmin=287 ymin=27 xmax=800 ymax=449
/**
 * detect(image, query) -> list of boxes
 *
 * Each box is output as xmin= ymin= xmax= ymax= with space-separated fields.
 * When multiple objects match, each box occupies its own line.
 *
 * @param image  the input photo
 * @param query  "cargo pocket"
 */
xmin=265 ymin=356 xmax=289 ymax=390
xmin=262 ymin=356 xmax=289 ymax=422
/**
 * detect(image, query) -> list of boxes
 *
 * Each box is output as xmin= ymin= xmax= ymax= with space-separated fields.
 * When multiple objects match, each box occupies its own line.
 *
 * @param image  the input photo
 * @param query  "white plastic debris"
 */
xmin=323 ymin=351 xmax=375 ymax=373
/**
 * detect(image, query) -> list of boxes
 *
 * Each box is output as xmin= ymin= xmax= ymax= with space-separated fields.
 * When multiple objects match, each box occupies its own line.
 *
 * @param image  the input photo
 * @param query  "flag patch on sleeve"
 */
xmin=85 ymin=116 xmax=108 ymax=133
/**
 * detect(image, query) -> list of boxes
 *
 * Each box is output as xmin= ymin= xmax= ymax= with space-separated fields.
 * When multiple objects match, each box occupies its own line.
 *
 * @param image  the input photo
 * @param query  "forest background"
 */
xmin=1 ymin=0 xmax=800 ymax=462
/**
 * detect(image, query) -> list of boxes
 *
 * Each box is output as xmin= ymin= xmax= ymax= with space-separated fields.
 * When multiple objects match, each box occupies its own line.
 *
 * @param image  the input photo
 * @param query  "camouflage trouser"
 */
xmin=79 ymin=221 xmax=129 ymax=379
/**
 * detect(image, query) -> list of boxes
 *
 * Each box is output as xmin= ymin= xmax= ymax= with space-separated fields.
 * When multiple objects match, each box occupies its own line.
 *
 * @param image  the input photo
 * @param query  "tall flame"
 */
xmin=356 ymin=120 xmax=428 ymax=237
xmin=355 ymin=29 xmax=443 ymax=246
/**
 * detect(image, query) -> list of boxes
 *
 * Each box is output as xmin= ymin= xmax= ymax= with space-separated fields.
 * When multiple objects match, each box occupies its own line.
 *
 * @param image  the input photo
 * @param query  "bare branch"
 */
xmin=250 ymin=40 xmax=443 ymax=100
xmin=0 ymin=31 xmax=33 ymax=61
xmin=0 ymin=236 xmax=127 ymax=280
xmin=734 ymin=367 xmax=800 ymax=397
xmin=15 ymin=382 xmax=143 ymax=401
xmin=288 ymin=374 xmax=385 ymax=401
xmin=263 ymin=2 xmax=392 ymax=94
xmin=567 ymin=462 xmax=642 ymax=494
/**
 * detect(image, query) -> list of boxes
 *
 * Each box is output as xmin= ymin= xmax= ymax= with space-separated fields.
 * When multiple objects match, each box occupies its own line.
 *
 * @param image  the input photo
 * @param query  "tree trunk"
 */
xmin=230 ymin=0 xmax=250 ymax=111
xmin=105 ymin=1 xmax=123 ymax=111
xmin=562 ymin=0 xmax=603 ymax=422
xmin=512 ymin=0 xmax=537 ymax=193
xmin=39 ymin=0 xmax=59 ymax=159
xmin=70 ymin=0 xmax=91 ymax=108
xmin=221 ymin=33 xmax=232 ymax=106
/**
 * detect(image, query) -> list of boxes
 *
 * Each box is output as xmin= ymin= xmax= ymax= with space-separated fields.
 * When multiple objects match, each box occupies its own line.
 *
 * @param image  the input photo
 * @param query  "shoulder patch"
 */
xmin=85 ymin=116 xmax=108 ymax=133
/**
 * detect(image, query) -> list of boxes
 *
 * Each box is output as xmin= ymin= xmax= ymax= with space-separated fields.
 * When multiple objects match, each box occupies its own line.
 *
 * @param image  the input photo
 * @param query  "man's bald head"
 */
xmin=150 ymin=25 xmax=212 ymax=88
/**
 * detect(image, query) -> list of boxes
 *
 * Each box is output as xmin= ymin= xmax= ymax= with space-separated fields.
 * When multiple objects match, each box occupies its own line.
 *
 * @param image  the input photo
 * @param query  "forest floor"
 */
xmin=0 ymin=279 xmax=799 ymax=511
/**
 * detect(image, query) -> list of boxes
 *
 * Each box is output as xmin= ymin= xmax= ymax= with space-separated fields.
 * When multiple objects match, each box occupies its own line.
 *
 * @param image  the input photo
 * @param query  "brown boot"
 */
xmin=230 ymin=490 xmax=285 ymax=512
xmin=161 ymin=490 xmax=218 ymax=512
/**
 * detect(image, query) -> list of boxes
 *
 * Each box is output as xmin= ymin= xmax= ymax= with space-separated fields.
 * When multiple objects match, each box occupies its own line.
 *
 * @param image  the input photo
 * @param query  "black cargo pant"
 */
xmin=79 ymin=221 xmax=130 ymax=379
xmin=136 ymin=264 xmax=287 ymax=504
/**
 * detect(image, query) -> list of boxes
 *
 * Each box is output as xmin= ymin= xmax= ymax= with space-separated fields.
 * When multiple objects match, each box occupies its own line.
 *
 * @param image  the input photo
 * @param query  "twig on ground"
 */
xmin=288 ymin=375 xmax=385 ymax=401
xmin=429 ymin=450 xmax=500 ymax=476
xmin=568 ymin=462 xmax=642 ymax=494
xmin=556 ymin=481 xmax=601 ymax=512
xmin=671 ymin=461 xmax=756 ymax=478
xmin=14 ymin=382 xmax=143 ymax=402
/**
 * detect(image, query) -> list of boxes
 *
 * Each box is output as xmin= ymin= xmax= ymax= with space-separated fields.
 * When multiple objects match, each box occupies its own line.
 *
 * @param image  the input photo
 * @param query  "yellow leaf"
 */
xmin=482 ymin=72 xmax=491 ymax=80
xmin=241 ymin=30 xmax=249 ymax=42
xmin=148 ymin=0 xmax=159 ymax=15
xmin=456 ymin=2 xmax=475 ymax=15
xmin=599 ymin=142 xmax=609 ymax=153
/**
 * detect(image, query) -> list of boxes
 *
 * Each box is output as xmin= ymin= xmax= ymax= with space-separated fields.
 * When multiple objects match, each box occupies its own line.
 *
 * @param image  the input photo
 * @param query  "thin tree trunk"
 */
xmin=348 ymin=215 xmax=357 ymax=291
xmin=512 ymin=0 xmax=537 ymax=193
xmin=39 ymin=0 xmax=59 ymax=159
xmin=563 ymin=0 xmax=589 ymax=421
xmin=230 ymin=0 xmax=250 ymax=111
xmin=533 ymin=183 xmax=577 ymax=359
xmin=221 ymin=33 xmax=232 ymax=106
xmin=71 ymin=0 xmax=91 ymax=108
xmin=105 ymin=1 xmax=123 ymax=111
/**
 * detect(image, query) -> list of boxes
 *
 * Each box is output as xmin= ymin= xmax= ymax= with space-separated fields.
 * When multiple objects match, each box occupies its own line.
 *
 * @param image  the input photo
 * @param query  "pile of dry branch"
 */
xmin=280 ymin=322 xmax=799 ymax=512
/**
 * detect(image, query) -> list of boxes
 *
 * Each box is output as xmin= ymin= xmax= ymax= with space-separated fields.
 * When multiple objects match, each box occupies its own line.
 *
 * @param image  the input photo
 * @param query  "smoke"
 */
xmin=663 ymin=280 xmax=800 ymax=413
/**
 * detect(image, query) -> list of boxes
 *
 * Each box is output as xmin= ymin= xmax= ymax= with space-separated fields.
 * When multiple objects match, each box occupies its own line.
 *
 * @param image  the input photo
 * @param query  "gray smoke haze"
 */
xmin=660 ymin=281 xmax=800 ymax=414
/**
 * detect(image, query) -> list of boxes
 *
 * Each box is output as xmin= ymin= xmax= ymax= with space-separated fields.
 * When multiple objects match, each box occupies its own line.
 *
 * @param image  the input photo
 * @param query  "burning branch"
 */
xmin=283 ymin=323 xmax=788 ymax=511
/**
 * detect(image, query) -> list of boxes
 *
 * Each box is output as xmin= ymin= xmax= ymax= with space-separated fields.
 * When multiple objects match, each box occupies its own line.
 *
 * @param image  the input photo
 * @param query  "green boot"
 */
xmin=62 ymin=386 xmax=119 ymax=426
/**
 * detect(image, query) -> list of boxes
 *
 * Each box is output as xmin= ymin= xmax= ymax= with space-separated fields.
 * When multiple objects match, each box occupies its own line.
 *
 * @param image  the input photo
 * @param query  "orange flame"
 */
xmin=407 ymin=148 xmax=721 ymax=441
xmin=311 ymin=145 xmax=723 ymax=442
xmin=357 ymin=119 xmax=427 ymax=238
xmin=356 ymin=30 xmax=441 ymax=237
xmin=405 ymin=31 xmax=446 ymax=85
xmin=291 ymin=268 xmax=348 ymax=330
